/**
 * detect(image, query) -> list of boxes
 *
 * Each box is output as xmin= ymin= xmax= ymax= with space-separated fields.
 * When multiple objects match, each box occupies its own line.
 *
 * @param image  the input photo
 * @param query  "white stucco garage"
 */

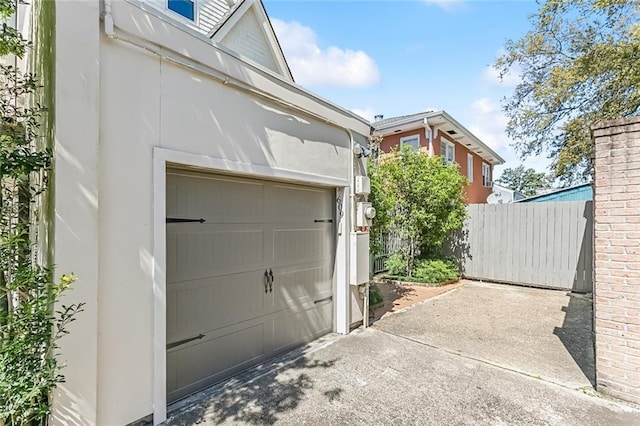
xmin=28 ymin=0 xmax=374 ymax=424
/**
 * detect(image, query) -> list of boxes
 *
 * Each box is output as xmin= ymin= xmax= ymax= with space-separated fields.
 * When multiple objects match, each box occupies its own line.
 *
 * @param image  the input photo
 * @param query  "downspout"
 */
xmin=424 ymin=117 xmax=434 ymax=157
xmin=103 ymin=0 xmax=115 ymax=38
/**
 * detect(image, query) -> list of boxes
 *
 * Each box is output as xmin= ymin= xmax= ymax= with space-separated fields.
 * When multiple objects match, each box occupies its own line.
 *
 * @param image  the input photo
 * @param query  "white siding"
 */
xmin=198 ymin=0 xmax=233 ymax=33
xmin=219 ymin=6 xmax=280 ymax=73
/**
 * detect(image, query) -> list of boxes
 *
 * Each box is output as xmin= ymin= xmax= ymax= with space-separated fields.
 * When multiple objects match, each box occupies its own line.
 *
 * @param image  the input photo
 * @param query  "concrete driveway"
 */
xmin=167 ymin=281 xmax=640 ymax=425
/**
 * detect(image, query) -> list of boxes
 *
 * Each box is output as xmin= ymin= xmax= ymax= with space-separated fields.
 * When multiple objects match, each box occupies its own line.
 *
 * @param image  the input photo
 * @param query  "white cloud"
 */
xmin=468 ymin=97 xmax=550 ymax=180
xmin=272 ymin=19 xmax=381 ymax=89
xmin=469 ymin=98 xmax=510 ymax=152
xmin=482 ymin=65 xmax=521 ymax=88
xmin=351 ymin=107 xmax=377 ymax=122
xmin=423 ymin=0 xmax=467 ymax=12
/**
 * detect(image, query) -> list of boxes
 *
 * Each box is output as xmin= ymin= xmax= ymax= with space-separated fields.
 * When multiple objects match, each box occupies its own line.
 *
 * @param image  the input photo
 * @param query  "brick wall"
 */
xmin=592 ymin=116 xmax=640 ymax=404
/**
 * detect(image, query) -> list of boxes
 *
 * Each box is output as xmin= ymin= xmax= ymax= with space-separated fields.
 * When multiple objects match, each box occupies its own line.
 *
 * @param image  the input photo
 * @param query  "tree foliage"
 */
xmin=0 ymin=2 xmax=83 ymax=424
xmin=496 ymin=165 xmax=551 ymax=196
xmin=369 ymin=145 xmax=467 ymax=276
xmin=496 ymin=0 xmax=640 ymax=184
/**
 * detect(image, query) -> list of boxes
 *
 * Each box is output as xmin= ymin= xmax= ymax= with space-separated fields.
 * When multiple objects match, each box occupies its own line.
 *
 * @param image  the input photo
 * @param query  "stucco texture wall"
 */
xmin=52 ymin=1 xmax=363 ymax=424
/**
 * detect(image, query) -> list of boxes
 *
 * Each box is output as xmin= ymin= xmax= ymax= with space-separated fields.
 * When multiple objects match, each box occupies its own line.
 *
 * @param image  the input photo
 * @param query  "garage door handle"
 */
xmin=268 ymin=269 xmax=274 ymax=293
xmin=167 ymin=334 xmax=205 ymax=350
xmin=264 ymin=270 xmax=269 ymax=293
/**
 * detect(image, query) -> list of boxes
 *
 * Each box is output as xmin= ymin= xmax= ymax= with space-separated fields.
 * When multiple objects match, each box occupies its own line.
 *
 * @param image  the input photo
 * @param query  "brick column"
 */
xmin=592 ymin=116 xmax=640 ymax=404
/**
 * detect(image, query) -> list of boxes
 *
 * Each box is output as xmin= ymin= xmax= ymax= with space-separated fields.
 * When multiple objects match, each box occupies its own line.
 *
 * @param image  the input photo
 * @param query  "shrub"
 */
xmin=1 ymin=2 xmax=82 ymax=423
xmin=383 ymin=256 xmax=460 ymax=285
xmin=413 ymin=258 xmax=460 ymax=284
xmin=385 ymin=252 xmax=407 ymax=277
xmin=368 ymin=284 xmax=384 ymax=307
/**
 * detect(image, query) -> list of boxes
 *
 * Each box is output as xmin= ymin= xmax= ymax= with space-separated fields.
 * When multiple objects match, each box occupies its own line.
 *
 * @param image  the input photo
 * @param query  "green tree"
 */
xmin=496 ymin=165 xmax=551 ymax=196
xmin=495 ymin=0 xmax=640 ymax=184
xmin=369 ymin=145 xmax=467 ymax=277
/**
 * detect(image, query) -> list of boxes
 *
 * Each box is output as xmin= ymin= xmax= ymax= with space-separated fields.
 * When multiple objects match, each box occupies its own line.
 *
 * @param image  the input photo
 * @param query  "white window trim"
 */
xmin=441 ymin=138 xmax=455 ymax=164
xmin=400 ymin=134 xmax=421 ymax=151
xmin=467 ymin=153 xmax=473 ymax=183
xmin=482 ymin=162 xmax=492 ymax=187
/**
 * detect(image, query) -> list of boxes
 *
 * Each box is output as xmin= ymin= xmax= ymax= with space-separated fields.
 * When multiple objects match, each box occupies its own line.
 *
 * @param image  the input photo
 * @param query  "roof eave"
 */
xmin=373 ymin=111 xmax=505 ymax=165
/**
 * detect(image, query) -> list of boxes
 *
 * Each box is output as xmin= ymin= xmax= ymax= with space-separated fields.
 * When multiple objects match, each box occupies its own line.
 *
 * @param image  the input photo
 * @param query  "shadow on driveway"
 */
xmin=167 ymin=344 xmax=341 ymax=425
xmin=164 ymin=282 xmax=638 ymax=426
xmin=554 ymin=293 xmax=596 ymax=387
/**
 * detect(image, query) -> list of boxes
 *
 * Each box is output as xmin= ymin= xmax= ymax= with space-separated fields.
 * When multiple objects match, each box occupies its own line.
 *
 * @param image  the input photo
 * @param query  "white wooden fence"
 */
xmin=447 ymin=201 xmax=593 ymax=292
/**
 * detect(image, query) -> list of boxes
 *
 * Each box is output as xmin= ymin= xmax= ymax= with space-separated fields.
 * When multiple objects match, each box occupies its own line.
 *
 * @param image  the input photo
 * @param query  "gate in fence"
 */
xmin=372 ymin=232 xmax=403 ymax=274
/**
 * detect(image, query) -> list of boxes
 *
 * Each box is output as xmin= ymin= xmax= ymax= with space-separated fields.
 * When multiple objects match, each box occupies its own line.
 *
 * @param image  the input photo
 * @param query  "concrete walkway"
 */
xmin=167 ymin=282 xmax=640 ymax=425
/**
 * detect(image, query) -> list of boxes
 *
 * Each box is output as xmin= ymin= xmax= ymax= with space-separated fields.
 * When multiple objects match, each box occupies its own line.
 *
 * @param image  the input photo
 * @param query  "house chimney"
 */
xmin=374 ymin=114 xmax=383 ymax=121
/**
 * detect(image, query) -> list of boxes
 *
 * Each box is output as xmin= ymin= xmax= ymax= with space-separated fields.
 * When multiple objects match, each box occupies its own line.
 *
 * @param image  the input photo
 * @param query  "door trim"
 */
xmin=152 ymin=147 xmax=349 ymax=425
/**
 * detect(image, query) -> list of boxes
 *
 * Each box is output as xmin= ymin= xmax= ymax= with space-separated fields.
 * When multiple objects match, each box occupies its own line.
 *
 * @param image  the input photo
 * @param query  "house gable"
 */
xmin=210 ymin=0 xmax=293 ymax=81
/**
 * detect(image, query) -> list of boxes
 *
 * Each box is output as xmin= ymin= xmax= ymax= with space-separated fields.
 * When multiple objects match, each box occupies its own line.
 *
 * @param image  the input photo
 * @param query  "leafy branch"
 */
xmin=0 ymin=1 xmax=82 ymax=424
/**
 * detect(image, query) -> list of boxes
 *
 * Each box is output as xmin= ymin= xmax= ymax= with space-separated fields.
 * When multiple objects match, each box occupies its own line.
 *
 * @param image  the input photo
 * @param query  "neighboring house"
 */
xmin=518 ymin=183 xmax=593 ymax=203
xmin=487 ymin=183 xmax=526 ymax=204
xmin=17 ymin=1 xmax=373 ymax=424
xmin=372 ymin=111 xmax=505 ymax=203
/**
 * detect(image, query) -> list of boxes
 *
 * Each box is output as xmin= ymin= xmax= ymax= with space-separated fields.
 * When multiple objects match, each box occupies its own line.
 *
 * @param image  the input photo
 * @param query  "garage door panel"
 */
xmin=273 ymin=228 xmax=331 ymax=265
xmin=167 ymin=321 xmax=266 ymax=402
xmin=167 ymin=173 xmax=266 ymax=224
xmin=167 ymin=270 xmax=269 ymax=342
xmin=272 ymin=302 xmax=332 ymax=354
xmin=272 ymin=264 xmax=332 ymax=312
xmin=270 ymin=184 xmax=333 ymax=222
xmin=167 ymin=228 xmax=264 ymax=281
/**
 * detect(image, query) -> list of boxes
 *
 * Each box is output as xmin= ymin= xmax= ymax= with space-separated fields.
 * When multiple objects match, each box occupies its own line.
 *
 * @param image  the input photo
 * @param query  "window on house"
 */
xmin=467 ymin=154 xmax=473 ymax=182
xmin=168 ymin=0 xmax=195 ymax=21
xmin=400 ymin=134 xmax=420 ymax=151
xmin=441 ymin=139 xmax=455 ymax=164
xmin=482 ymin=162 xmax=491 ymax=187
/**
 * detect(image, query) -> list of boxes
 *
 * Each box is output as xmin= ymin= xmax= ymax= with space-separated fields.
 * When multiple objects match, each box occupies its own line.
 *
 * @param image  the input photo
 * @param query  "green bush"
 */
xmin=368 ymin=284 xmax=384 ymax=306
xmin=384 ymin=256 xmax=460 ymax=285
xmin=413 ymin=258 xmax=460 ymax=284
xmin=385 ymin=253 xmax=407 ymax=276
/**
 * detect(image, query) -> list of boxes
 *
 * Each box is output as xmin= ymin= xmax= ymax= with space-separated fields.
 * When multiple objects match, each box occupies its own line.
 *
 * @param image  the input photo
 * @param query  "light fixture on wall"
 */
xmin=353 ymin=143 xmax=372 ymax=158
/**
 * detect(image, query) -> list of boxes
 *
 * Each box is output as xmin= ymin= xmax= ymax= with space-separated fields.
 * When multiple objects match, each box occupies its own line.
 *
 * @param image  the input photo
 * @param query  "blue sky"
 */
xmin=264 ymin=0 xmax=550 ymax=179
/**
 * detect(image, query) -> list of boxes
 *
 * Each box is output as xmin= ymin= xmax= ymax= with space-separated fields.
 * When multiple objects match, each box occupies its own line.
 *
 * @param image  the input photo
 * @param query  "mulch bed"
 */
xmin=369 ymin=278 xmax=468 ymax=323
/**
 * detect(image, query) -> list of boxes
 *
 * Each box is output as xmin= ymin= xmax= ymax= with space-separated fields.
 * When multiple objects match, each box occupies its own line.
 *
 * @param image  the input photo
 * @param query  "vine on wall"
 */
xmin=0 ymin=1 xmax=82 ymax=424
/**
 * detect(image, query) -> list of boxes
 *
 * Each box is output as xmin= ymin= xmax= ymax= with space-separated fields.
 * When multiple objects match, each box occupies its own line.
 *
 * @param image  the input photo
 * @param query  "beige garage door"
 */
xmin=166 ymin=170 xmax=334 ymax=402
